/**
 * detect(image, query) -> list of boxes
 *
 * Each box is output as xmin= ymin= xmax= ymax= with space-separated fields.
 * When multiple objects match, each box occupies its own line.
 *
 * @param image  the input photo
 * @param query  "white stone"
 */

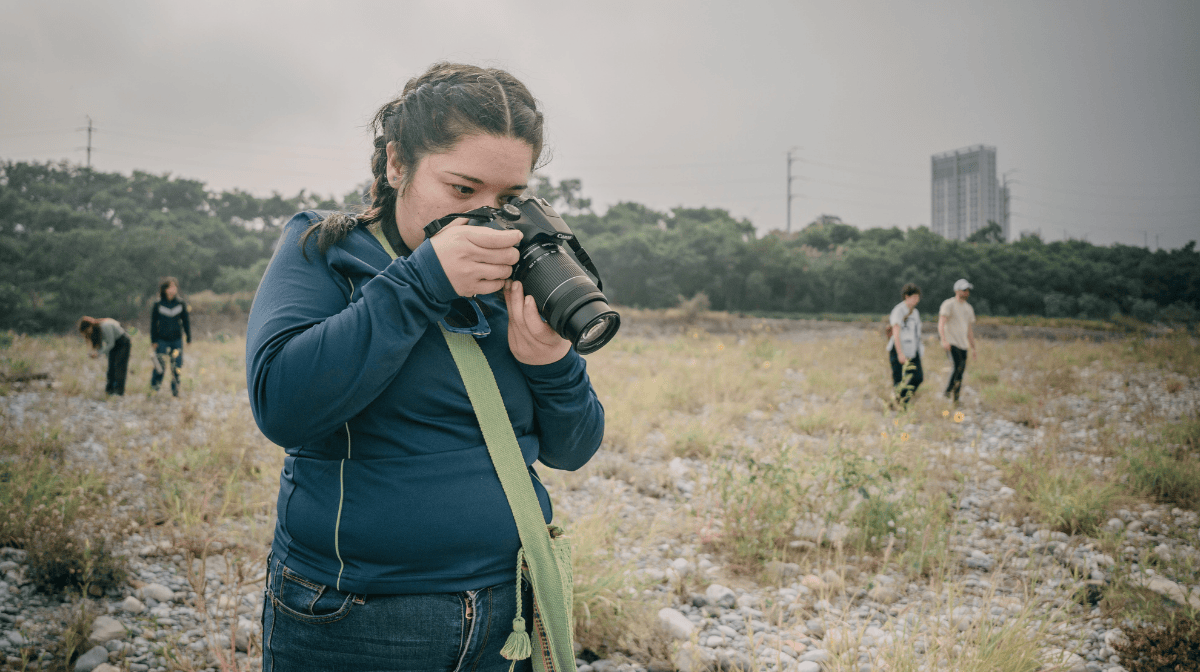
xmin=819 ymin=569 xmax=845 ymax=592
xmin=801 ymin=574 xmax=826 ymax=591
xmin=139 ymin=583 xmax=175 ymax=602
xmin=668 ymin=457 xmax=689 ymax=479
xmin=1041 ymin=647 xmax=1086 ymax=672
xmin=796 ymin=663 xmax=821 ymax=672
xmin=705 ymin=583 xmax=736 ymax=608
xmin=657 ymin=607 xmax=695 ymax=641
xmin=119 ymin=596 xmax=145 ymax=614
xmin=1140 ymin=576 xmax=1189 ymax=604
xmin=92 ymin=665 xmax=121 ymax=672
xmin=72 ymin=645 xmax=110 ymax=672
xmin=88 ymin=615 xmax=127 ymax=646
xmin=868 ymin=585 xmax=898 ymax=604
xmin=823 ymin=626 xmax=858 ymax=652
xmin=673 ymin=641 xmax=715 ymax=672
xmin=670 ymin=557 xmax=694 ymax=577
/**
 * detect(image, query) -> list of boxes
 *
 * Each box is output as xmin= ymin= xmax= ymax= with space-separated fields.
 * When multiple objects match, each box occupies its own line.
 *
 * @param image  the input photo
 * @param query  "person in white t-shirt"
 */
xmin=938 ymin=278 xmax=977 ymax=403
xmin=887 ymin=283 xmax=924 ymax=406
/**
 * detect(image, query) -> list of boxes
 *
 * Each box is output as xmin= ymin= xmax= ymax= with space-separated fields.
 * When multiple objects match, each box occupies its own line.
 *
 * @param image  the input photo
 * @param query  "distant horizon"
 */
xmin=4 ymin=155 xmax=1194 ymax=252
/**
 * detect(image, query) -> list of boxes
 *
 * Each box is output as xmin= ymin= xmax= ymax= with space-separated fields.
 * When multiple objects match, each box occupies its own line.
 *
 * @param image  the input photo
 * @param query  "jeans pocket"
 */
xmin=270 ymin=565 xmax=355 ymax=625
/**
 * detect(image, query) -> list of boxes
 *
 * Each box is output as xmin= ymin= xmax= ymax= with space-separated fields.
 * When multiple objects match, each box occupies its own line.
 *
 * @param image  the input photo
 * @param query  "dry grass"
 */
xmin=2 ymin=309 xmax=1198 ymax=667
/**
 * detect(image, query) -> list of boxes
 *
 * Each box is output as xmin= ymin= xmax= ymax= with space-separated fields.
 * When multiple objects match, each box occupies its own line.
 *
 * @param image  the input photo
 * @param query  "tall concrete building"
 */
xmin=931 ymin=145 xmax=1008 ymax=241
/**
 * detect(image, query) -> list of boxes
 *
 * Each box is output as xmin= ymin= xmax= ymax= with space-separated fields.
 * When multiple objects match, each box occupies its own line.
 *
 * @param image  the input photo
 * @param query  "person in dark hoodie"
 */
xmin=245 ymin=62 xmax=604 ymax=672
xmin=149 ymin=277 xmax=191 ymax=396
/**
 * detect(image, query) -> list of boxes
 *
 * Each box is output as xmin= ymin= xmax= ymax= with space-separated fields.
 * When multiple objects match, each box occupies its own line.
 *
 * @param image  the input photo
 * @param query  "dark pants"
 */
xmin=889 ymin=349 xmax=923 ymax=405
xmin=945 ymin=345 xmax=968 ymax=400
xmin=262 ymin=555 xmax=534 ymax=672
xmin=151 ymin=339 xmax=183 ymax=395
xmin=105 ymin=335 xmax=130 ymax=396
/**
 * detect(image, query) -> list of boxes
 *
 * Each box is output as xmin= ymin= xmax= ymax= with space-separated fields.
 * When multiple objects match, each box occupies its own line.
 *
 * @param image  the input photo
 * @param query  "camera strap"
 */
xmin=422 ymin=207 xmax=500 ymax=240
xmin=380 ymin=217 xmax=413 ymax=258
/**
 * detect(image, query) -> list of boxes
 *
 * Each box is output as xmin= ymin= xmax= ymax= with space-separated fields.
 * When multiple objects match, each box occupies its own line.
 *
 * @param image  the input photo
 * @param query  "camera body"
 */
xmin=423 ymin=196 xmax=621 ymax=354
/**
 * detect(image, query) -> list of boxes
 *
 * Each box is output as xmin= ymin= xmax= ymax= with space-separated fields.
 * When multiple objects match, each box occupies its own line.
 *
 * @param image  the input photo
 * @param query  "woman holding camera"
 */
xmin=246 ymin=62 xmax=604 ymax=671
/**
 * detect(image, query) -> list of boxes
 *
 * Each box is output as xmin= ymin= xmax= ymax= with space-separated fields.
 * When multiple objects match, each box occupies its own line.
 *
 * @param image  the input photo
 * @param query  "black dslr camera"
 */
xmin=423 ymin=196 xmax=620 ymax=354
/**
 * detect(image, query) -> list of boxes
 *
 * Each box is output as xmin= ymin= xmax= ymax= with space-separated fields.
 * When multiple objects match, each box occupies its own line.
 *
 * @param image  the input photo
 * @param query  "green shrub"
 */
xmin=1123 ymin=432 xmax=1200 ymax=511
xmin=1115 ymin=617 xmax=1200 ymax=672
xmin=0 ymin=430 xmax=126 ymax=595
xmin=713 ymin=444 xmax=811 ymax=567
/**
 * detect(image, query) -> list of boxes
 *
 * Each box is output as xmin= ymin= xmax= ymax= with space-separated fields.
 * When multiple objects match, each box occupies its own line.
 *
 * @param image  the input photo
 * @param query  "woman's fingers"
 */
xmin=505 ymin=281 xmax=569 ymax=365
xmin=430 ymin=225 xmax=521 ymax=296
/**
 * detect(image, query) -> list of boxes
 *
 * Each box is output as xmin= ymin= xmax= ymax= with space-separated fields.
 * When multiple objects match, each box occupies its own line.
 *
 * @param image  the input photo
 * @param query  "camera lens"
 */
xmin=517 ymin=244 xmax=621 ymax=353
xmin=569 ymin=308 xmax=620 ymax=355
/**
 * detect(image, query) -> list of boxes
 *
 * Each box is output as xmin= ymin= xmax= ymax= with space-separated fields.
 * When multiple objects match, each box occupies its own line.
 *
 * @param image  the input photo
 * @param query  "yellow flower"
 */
xmin=900 ymin=432 xmax=909 ymax=441
xmin=954 ymin=412 xmax=965 ymax=423
xmin=893 ymin=419 xmax=899 ymax=427
xmin=880 ymin=432 xmax=888 ymax=439
xmin=942 ymin=410 xmax=950 ymax=418
xmin=761 ymin=361 xmax=771 ymax=369
xmin=716 ymin=343 xmax=725 ymax=352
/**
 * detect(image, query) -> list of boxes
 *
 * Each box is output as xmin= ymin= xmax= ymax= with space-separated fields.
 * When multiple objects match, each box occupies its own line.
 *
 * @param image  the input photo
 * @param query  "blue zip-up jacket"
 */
xmin=246 ymin=212 xmax=604 ymax=595
xmin=150 ymin=298 xmax=191 ymax=343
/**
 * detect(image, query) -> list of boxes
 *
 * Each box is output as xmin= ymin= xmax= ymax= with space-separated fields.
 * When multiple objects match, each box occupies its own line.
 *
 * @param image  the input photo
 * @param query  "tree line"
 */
xmin=1 ymin=161 xmax=1196 ymax=333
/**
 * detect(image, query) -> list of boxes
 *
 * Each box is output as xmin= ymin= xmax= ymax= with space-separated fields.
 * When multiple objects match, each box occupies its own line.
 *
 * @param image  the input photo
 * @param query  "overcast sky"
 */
xmin=2 ymin=0 xmax=1197 ymax=249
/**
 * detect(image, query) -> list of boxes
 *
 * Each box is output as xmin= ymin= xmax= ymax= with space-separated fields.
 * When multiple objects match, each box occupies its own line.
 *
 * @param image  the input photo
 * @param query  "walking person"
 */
xmin=888 ymin=283 xmax=924 ymax=407
xmin=150 ymin=277 xmax=191 ymax=396
xmin=78 ymin=316 xmax=131 ymax=396
xmin=246 ymin=62 xmax=604 ymax=671
xmin=939 ymin=278 xmax=977 ymax=403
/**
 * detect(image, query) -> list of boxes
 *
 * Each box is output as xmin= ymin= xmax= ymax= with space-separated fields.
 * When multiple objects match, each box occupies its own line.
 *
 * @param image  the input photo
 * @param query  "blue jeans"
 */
xmin=262 ymin=555 xmax=534 ymax=672
xmin=889 ymin=349 xmax=923 ymax=405
xmin=151 ymin=339 xmax=183 ymax=395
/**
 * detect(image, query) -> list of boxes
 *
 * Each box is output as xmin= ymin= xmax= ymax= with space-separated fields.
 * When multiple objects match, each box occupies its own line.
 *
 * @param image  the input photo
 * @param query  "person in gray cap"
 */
xmin=938 ymin=278 xmax=976 ymax=402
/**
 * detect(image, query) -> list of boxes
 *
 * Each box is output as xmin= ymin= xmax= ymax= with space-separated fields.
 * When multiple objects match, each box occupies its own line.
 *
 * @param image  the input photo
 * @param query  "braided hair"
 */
xmin=302 ymin=62 xmax=545 ymax=256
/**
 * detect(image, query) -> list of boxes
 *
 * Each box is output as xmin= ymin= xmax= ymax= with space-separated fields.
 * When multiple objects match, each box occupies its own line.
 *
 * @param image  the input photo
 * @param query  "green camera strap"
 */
xmin=373 ymin=221 xmax=573 ymax=671
xmin=439 ymin=326 xmax=573 ymax=672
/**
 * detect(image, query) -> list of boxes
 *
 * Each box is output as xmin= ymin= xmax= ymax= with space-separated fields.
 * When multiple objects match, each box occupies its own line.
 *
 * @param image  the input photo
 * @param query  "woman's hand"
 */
xmin=429 ymin=221 xmax=522 ymax=297
xmin=505 ymin=280 xmax=570 ymax=366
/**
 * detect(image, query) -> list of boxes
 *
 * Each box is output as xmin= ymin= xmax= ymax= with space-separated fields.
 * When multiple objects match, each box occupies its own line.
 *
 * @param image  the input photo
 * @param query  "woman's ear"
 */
xmin=385 ymin=142 xmax=403 ymax=191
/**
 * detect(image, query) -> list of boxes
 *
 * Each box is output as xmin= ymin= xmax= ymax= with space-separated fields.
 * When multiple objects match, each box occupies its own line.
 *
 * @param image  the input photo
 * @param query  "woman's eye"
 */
xmin=452 ymin=185 xmax=474 ymax=196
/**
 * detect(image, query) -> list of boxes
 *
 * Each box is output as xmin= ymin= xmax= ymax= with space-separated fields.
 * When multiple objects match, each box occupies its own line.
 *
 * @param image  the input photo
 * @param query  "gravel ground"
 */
xmin=1 ymin=336 xmax=1197 ymax=672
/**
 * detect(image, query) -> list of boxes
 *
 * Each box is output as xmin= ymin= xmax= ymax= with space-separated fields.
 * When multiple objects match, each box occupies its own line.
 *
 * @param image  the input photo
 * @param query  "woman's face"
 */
xmin=164 ymin=283 xmax=178 ymax=300
xmin=905 ymin=293 xmax=921 ymax=309
xmin=388 ymin=134 xmax=534 ymax=251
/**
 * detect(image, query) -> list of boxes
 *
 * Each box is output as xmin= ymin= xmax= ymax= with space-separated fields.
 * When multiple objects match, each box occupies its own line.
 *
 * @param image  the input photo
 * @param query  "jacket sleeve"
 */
xmin=149 ymin=303 xmax=160 ymax=342
xmin=181 ymin=303 xmax=191 ymax=343
xmin=246 ymin=215 xmax=458 ymax=448
xmin=519 ymin=352 xmax=604 ymax=471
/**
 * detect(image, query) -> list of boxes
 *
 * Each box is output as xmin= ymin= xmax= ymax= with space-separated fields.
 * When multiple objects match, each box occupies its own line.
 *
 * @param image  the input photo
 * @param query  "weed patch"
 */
xmin=712 ymin=444 xmax=811 ymax=568
xmin=1123 ymin=418 xmax=1200 ymax=510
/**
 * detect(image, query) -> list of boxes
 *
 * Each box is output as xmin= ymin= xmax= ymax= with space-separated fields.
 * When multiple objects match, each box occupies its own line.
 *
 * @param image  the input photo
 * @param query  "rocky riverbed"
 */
xmin=1 ymin=335 xmax=1197 ymax=672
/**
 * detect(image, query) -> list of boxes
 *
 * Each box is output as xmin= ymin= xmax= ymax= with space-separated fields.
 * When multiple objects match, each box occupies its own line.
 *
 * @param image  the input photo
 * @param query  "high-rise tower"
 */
xmin=931 ymin=145 xmax=1005 ymax=240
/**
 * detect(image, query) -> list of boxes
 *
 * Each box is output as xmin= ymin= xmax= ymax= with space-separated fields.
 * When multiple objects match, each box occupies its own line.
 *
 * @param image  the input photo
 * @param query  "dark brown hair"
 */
xmin=159 ymin=277 xmax=179 ymax=301
xmin=902 ymin=283 xmax=921 ymax=297
xmin=78 ymin=316 xmax=101 ymax=347
xmin=302 ymin=62 xmax=545 ymax=255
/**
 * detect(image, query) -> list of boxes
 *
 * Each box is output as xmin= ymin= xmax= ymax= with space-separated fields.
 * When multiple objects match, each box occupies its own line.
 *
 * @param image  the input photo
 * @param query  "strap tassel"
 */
xmin=501 ymin=548 xmax=531 ymax=661
xmin=500 ymin=616 xmax=531 ymax=661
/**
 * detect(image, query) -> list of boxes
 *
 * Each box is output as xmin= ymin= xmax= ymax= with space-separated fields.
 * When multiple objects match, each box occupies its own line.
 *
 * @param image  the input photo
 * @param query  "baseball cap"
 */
xmin=954 ymin=279 xmax=973 ymax=291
